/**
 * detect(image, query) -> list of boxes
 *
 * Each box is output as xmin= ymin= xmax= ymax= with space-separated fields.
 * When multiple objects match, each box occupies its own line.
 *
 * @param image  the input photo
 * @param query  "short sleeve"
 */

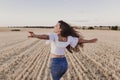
xmin=48 ymin=33 xmax=55 ymax=42
xmin=70 ymin=37 xmax=79 ymax=48
xmin=45 ymin=33 xmax=55 ymax=44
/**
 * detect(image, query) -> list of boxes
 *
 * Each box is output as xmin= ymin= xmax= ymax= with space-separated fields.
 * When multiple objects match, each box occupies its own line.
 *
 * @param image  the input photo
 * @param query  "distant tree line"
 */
xmin=8 ymin=26 xmax=54 ymax=28
xmin=80 ymin=25 xmax=119 ymax=30
xmin=8 ymin=25 xmax=120 ymax=30
xmin=111 ymin=26 xmax=118 ymax=30
xmin=23 ymin=26 xmax=54 ymax=28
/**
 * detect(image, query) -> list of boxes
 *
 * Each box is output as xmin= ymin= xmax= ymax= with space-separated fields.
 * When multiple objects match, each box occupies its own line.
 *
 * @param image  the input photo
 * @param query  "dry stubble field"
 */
xmin=0 ymin=28 xmax=120 ymax=80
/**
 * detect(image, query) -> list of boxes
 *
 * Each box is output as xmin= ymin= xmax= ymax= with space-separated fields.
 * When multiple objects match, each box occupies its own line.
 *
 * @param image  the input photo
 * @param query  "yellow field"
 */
xmin=0 ymin=28 xmax=120 ymax=80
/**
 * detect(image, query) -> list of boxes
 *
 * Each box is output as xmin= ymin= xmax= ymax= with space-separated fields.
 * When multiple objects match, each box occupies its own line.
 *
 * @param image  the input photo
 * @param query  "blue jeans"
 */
xmin=50 ymin=57 xmax=68 ymax=80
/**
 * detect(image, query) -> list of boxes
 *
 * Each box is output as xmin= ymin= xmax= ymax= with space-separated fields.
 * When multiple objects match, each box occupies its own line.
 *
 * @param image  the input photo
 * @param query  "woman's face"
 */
xmin=54 ymin=22 xmax=62 ymax=34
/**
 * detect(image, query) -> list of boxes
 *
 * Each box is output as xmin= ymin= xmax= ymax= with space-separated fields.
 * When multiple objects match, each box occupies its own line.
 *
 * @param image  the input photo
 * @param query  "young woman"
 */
xmin=28 ymin=20 xmax=98 ymax=80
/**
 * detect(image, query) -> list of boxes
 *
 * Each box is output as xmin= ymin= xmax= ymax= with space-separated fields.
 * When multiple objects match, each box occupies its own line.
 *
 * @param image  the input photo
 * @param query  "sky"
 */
xmin=0 ymin=0 xmax=120 ymax=27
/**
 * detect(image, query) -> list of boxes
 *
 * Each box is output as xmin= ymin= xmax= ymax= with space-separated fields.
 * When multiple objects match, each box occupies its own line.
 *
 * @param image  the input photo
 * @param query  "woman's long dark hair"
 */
xmin=58 ymin=20 xmax=84 ymax=53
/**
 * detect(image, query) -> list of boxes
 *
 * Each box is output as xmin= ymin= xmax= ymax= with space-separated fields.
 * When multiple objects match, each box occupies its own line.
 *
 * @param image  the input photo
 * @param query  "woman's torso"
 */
xmin=48 ymin=33 xmax=78 ymax=58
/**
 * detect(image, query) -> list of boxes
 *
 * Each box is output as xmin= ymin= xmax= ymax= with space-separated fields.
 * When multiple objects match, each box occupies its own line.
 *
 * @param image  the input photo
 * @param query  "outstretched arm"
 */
xmin=78 ymin=38 xmax=98 ymax=44
xmin=28 ymin=31 xmax=49 ymax=40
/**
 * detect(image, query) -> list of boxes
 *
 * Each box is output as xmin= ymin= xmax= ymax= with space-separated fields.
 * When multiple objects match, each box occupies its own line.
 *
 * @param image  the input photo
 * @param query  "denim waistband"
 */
xmin=50 ymin=57 xmax=66 ymax=61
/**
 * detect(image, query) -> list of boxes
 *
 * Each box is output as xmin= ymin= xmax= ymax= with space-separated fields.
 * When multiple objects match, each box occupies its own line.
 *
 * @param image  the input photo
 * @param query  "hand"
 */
xmin=28 ymin=31 xmax=35 ymax=38
xmin=90 ymin=38 xmax=98 ymax=43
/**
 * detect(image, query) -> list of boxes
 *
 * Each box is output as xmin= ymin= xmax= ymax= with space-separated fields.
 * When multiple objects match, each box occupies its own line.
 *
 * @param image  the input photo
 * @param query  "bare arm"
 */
xmin=78 ymin=38 xmax=98 ymax=44
xmin=28 ymin=31 xmax=49 ymax=40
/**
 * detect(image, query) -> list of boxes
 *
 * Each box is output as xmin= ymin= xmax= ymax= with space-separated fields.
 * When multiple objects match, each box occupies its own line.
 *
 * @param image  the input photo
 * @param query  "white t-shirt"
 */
xmin=46 ymin=33 xmax=79 ymax=55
